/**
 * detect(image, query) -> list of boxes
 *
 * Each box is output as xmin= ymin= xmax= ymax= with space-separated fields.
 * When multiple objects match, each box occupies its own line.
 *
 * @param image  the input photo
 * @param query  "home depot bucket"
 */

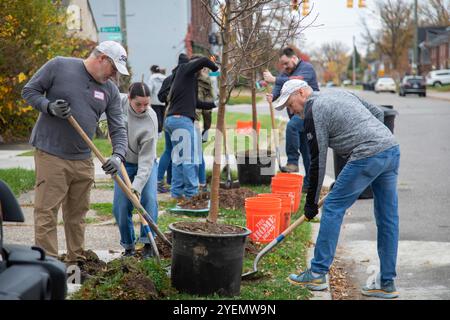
xmin=245 ymin=197 xmax=281 ymax=243
xmin=271 ymin=174 xmax=303 ymax=212
xmin=257 ymin=193 xmax=292 ymax=232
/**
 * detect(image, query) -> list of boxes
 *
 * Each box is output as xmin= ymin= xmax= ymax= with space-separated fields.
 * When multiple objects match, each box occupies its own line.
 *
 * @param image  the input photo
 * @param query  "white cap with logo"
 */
xmin=275 ymin=79 xmax=309 ymax=110
xmin=96 ymin=41 xmax=129 ymax=76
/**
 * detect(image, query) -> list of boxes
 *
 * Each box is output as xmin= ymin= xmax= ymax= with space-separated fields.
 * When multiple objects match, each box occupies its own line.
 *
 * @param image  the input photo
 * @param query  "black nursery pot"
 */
xmin=236 ymin=150 xmax=276 ymax=185
xmin=169 ymin=223 xmax=251 ymax=297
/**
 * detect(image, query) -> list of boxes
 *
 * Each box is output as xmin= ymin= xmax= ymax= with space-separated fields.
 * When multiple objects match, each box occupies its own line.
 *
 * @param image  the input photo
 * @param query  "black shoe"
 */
xmin=142 ymin=244 xmax=154 ymax=259
xmin=123 ymin=248 xmax=136 ymax=257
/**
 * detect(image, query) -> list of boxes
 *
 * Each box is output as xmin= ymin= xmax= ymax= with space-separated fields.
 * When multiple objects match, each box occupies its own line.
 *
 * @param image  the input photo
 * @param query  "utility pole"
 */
xmin=120 ymin=0 xmax=128 ymax=49
xmin=352 ymin=35 xmax=356 ymax=85
xmin=413 ymin=0 xmax=418 ymax=74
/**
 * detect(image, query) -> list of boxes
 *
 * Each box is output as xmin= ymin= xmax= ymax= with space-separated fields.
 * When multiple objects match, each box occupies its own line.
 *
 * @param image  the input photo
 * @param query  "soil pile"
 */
xmin=178 ymin=192 xmax=210 ymax=209
xmin=59 ymin=250 xmax=106 ymax=277
xmin=219 ymin=187 xmax=257 ymax=210
xmin=154 ymin=232 xmax=173 ymax=259
xmin=173 ymin=221 xmax=246 ymax=235
xmin=71 ymin=257 xmax=173 ymax=300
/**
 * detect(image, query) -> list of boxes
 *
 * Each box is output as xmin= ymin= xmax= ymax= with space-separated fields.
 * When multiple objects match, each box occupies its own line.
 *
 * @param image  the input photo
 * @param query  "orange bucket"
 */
xmin=257 ymin=193 xmax=292 ymax=232
xmin=245 ymin=197 xmax=281 ymax=243
xmin=271 ymin=174 xmax=303 ymax=212
xmin=236 ymin=120 xmax=261 ymax=135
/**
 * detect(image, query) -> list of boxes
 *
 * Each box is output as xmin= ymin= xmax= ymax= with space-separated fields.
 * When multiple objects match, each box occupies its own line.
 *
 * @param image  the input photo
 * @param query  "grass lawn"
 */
xmin=428 ymin=84 xmax=450 ymax=92
xmin=227 ymin=95 xmax=263 ymax=105
xmin=156 ymin=187 xmax=312 ymax=300
xmin=18 ymin=112 xmax=283 ymax=159
xmin=0 ymin=168 xmax=35 ymax=196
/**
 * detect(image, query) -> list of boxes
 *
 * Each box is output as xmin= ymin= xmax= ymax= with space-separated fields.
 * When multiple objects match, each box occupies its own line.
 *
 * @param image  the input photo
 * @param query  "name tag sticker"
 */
xmin=94 ymin=90 xmax=105 ymax=101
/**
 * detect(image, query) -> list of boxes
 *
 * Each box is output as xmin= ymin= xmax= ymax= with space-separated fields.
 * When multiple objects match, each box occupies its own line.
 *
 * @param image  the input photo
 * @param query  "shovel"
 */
xmin=67 ymin=116 xmax=172 ymax=254
xmin=242 ymin=192 xmax=328 ymax=279
xmin=266 ymin=81 xmax=284 ymax=172
xmin=220 ymin=127 xmax=240 ymax=189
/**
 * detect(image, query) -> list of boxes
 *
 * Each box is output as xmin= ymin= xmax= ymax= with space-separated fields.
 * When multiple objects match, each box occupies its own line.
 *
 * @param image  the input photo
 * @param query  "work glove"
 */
xmin=132 ymin=188 xmax=141 ymax=201
xmin=48 ymin=100 xmax=71 ymax=119
xmin=304 ymin=203 xmax=319 ymax=221
xmin=102 ymin=154 xmax=122 ymax=176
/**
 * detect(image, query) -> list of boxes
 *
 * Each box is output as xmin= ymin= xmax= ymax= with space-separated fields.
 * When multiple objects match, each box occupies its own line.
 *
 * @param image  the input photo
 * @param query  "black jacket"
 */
xmin=164 ymin=57 xmax=218 ymax=121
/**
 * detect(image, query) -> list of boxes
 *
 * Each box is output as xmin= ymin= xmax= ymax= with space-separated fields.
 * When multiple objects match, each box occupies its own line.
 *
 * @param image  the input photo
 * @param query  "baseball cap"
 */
xmin=96 ymin=41 xmax=129 ymax=76
xmin=275 ymin=79 xmax=309 ymax=110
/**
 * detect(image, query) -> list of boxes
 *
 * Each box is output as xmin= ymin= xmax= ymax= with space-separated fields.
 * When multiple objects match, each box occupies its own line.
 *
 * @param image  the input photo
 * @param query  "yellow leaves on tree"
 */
xmin=0 ymin=0 xmax=96 ymax=142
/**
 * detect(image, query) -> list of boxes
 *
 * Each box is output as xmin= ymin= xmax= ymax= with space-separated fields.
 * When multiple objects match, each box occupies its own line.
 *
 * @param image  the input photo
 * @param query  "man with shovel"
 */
xmin=22 ymin=41 xmax=129 ymax=264
xmin=264 ymin=47 xmax=319 ymax=192
xmin=275 ymin=79 xmax=400 ymax=299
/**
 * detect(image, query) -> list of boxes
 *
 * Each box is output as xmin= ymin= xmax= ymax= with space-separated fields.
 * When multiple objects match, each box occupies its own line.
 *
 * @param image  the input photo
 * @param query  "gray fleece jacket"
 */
xmin=120 ymin=94 xmax=158 ymax=194
xmin=148 ymin=73 xmax=166 ymax=106
xmin=304 ymin=90 xmax=399 ymax=208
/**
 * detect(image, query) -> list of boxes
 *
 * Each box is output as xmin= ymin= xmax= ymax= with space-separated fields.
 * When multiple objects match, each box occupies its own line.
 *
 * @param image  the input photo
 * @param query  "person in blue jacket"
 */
xmin=264 ymin=47 xmax=319 ymax=192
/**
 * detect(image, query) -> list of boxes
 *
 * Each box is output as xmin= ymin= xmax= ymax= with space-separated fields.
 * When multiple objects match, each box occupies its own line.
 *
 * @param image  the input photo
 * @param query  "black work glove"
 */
xmin=48 ymin=100 xmax=71 ymax=119
xmin=304 ymin=203 xmax=319 ymax=221
xmin=102 ymin=154 xmax=122 ymax=176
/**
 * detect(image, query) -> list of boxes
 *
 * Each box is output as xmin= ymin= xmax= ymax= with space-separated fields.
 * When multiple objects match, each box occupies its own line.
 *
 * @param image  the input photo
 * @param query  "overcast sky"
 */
xmin=297 ymin=0 xmax=382 ymax=55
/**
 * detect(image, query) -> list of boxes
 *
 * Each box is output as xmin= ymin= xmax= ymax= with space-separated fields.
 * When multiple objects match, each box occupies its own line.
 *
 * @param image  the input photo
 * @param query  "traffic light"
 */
xmin=347 ymin=0 xmax=353 ymax=8
xmin=302 ymin=0 xmax=310 ymax=16
xmin=358 ymin=0 xmax=366 ymax=8
xmin=291 ymin=0 xmax=299 ymax=11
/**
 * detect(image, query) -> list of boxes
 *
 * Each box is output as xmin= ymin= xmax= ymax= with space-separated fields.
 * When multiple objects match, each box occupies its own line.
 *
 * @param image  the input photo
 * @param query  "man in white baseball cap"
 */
xmin=275 ymin=79 xmax=312 ymax=116
xmin=278 ymin=79 xmax=401 ymax=299
xmin=95 ymin=41 xmax=129 ymax=76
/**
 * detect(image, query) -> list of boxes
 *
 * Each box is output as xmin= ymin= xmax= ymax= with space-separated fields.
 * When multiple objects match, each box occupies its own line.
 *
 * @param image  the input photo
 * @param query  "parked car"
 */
xmin=363 ymin=80 xmax=377 ymax=91
xmin=399 ymin=76 xmax=426 ymax=97
xmin=374 ymin=77 xmax=396 ymax=93
xmin=426 ymin=69 xmax=450 ymax=87
xmin=342 ymin=79 xmax=352 ymax=86
xmin=326 ymin=81 xmax=336 ymax=87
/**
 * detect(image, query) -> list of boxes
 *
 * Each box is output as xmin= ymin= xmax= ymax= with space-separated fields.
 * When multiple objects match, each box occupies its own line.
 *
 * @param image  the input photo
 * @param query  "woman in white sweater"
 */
xmin=112 ymin=82 xmax=159 ymax=258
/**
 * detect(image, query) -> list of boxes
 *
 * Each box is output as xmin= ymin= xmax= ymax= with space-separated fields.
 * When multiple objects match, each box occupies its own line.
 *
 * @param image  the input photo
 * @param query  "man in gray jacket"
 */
xmin=275 ymin=80 xmax=400 ymax=299
xmin=22 ymin=41 xmax=129 ymax=263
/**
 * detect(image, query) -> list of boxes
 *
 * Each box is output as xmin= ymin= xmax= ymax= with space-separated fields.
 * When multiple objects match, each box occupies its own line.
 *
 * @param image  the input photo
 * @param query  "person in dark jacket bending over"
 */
xmin=275 ymin=79 xmax=400 ymax=299
xmin=163 ymin=55 xmax=218 ymax=200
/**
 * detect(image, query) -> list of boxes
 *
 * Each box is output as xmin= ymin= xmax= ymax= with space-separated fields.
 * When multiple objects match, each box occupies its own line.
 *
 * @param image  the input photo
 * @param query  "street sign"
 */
xmin=107 ymin=33 xmax=122 ymax=41
xmin=100 ymin=26 xmax=121 ymax=33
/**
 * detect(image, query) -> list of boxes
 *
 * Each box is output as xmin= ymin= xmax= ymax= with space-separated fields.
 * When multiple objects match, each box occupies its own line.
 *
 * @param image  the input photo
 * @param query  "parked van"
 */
xmin=426 ymin=69 xmax=450 ymax=87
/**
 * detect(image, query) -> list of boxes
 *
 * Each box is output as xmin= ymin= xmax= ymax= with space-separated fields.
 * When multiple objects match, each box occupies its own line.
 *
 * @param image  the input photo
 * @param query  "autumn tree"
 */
xmin=0 ymin=0 xmax=96 ymax=142
xmin=314 ymin=41 xmax=350 ymax=85
xmin=419 ymin=0 xmax=450 ymax=27
xmin=362 ymin=0 xmax=414 ymax=79
xmin=200 ymin=0 xmax=310 ymax=223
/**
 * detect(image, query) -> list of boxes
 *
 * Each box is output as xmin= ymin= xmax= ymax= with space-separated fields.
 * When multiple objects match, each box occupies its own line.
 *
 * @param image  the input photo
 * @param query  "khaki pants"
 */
xmin=34 ymin=149 xmax=94 ymax=262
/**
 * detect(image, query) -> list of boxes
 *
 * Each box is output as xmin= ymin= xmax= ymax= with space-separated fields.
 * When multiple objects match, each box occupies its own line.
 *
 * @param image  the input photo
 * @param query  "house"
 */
xmin=418 ymin=26 xmax=449 ymax=74
xmin=62 ymin=0 xmax=99 ymax=42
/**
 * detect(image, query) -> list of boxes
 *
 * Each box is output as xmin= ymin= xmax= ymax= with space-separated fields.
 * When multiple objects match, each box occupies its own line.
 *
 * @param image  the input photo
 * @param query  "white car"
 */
xmin=374 ymin=77 xmax=396 ymax=93
xmin=426 ymin=69 xmax=450 ymax=87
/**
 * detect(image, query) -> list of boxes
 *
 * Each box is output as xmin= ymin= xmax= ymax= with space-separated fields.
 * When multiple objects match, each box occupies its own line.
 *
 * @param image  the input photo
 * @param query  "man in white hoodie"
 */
xmin=148 ymin=65 xmax=167 ymax=134
xmin=113 ymin=82 xmax=159 ymax=258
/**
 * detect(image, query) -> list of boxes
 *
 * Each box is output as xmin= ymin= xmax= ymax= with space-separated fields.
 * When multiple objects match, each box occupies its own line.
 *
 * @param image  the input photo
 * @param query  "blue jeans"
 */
xmin=157 ymin=129 xmax=172 ymax=184
xmin=112 ymin=161 xmax=159 ymax=250
xmin=165 ymin=115 xmax=201 ymax=198
xmin=286 ymin=115 xmax=311 ymax=187
xmin=310 ymin=145 xmax=400 ymax=283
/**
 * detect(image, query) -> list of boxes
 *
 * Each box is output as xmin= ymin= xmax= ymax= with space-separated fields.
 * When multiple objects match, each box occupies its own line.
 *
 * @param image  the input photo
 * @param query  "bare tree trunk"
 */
xmin=251 ymin=68 xmax=258 ymax=153
xmin=208 ymin=1 xmax=231 ymax=224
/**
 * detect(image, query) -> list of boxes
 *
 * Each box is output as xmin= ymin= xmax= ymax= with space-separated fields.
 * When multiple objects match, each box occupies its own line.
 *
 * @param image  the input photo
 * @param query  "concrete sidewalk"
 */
xmin=427 ymin=90 xmax=450 ymax=102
